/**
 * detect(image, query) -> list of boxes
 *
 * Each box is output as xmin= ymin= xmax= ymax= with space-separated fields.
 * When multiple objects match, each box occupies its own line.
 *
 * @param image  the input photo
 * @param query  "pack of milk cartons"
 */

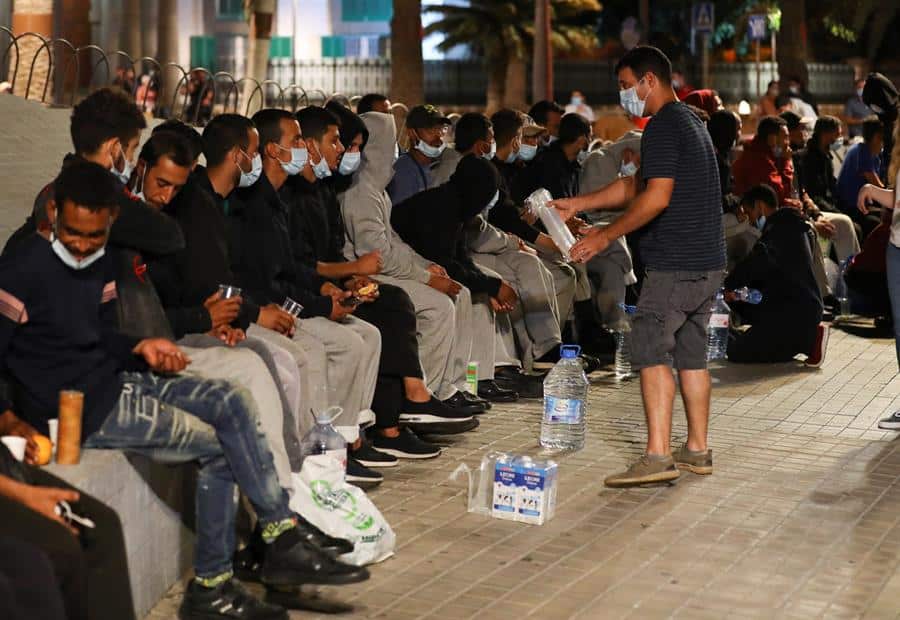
xmin=491 ymin=454 xmax=558 ymax=525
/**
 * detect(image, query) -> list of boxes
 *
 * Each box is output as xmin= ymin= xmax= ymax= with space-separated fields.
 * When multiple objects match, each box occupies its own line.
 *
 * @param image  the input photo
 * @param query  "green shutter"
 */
xmin=217 ymin=0 xmax=244 ymax=20
xmin=190 ymin=36 xmax=216 ymax=71
xmin=269 ymin=36 xmax=292 ymax=59
xmin=342 ymin=0 xmax=392 ymax=22
xmin=321 ymin=36 xmax=346 ymax=58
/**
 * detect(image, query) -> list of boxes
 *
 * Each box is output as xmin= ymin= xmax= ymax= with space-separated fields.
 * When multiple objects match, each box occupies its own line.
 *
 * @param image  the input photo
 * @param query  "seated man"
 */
xmin=726 ymin=184 xmax=827 ymax=365
xmin=340 ymin=110 xmax=493 ymax=414
xmin=286 ymin=105 xmax=478 ymax=465
xmin=837 ymin=116 xmax=886 ymax=238
xmin=386 ymin=104 xmax=450 ymax=206
xmin=527 ymin=100 xmax=565 ymax=148
xmin=0 ymin=161 xmax=366 ymax=620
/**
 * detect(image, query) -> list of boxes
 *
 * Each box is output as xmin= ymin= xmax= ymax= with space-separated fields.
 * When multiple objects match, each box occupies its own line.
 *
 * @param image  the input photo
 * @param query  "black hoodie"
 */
xmin=863 ymin=73 xmax=899 ymax=177
xmin=391 ymin=155 xmax=503 ymax=296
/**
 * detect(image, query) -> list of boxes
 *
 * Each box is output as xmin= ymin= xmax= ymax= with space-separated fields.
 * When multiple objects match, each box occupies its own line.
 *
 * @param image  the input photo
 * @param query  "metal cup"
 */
xmin=218 ymin=284 xmax=242 ymax=299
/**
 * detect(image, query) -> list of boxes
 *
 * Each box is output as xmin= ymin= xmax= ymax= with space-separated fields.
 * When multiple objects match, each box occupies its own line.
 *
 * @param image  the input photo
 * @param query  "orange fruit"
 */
xmin=33 ymin=435 xmax=52 ymax=466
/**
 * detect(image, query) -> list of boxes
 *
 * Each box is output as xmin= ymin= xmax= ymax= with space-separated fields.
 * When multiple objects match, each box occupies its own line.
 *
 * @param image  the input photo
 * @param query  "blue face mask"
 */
xmin=414 ymin=131 xmax=446 ymax=159
xmin=483 ymin=141 xmax=496 ymax=160
xmin=481 ymin=190 xmax=500 ymax=217
xmin=279 ymin=146 xmax=308 ymax=176
xmin=238 ymin=151 xmax=262 ymax=188
xmin=830 ymin=138 xmax=843 ymax=152
xmin=311 ymin=153 xmax=332 ymax=179
xmin=338 ymin=151 xmax=361 ymax=175
xmin=620 ymin=161 xmax=638 ymax=177
xmin=111 ymin=142 xmax=135 ymax=185
xmin=505 ymin=148 xmax=518 ymax=164
xmin=756 ymin=214 xmax=767 ymax=231
xmin=518 ymin=143 xmax=537 ymax=161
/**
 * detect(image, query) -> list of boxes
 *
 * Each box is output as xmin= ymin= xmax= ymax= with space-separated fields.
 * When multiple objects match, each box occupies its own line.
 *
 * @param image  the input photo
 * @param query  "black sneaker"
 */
xmin=400 ymin=396 xmax=475 ymax=423
xmin=372 ymin=427 xmax=442 ymax=459
xmin=350 ymin=441 xmax=398 ymax=468
xmin=261 ymin=528 xmax=369 ymax=587
xmin=234 ymin=521 xmax=353 ymax=583
xmin=494 ymin=366 xmax=543 ymax=399
xmin=459 ymin=390 xmax=491 ymax=409
xmin=295 ymin=519 xmax=354 ymax=556
xmin=477 ymin=380 xmax=519 ymax=403
xmin=580 ymin=353 xmax=603 ymax=374
xmin=441 ymin=391 xmax=488 ymax=415
xmin=346 ymin=457 xmax=384 ymax=485
xmin=405 ymin=417 xmax=480 ymax=436
xmin=878 ymin=411 xmax=900 ymax=430
xmin=179 ymin=578 xmax=287 ymax=620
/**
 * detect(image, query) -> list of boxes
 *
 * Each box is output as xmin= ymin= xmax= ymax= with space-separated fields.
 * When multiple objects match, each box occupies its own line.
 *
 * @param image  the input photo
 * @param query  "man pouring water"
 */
xmin=552 ymin=46 xmax=725 ymax=487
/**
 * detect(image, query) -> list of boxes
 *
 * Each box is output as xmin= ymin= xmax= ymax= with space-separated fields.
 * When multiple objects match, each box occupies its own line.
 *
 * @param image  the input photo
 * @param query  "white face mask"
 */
xmin=310 ymin=151 xmax=332 ymax=179
xmin=619 ymin=80 xmax=649 ymax=117
xmin=571 ymin=96 xmax=583 ymax=106
xmin=483 ymin=141 xmax=497 ymax=160
xmin=339 ymin=151 xmax=361 ymax=175
xmin=830 ymin=138 xmax=843 ymax=152
xmin=50 ymin=227 xmax=106 ymax=270
xmin=857 ymin=88 xmax=864 ymax=98
xmin=393 ymin=143 xmax=400 ymax=163
xmin=545 ymin=135 xmax=558 ymax=146
xmin=576 ymin=148 xmax=589 ymax=165
xmin=111 ymin=143 xmax=135 ymax=185
xmin=132 ymin=164 xmax=148 ymax=203
xmin=415 ymin=138 xmax=445 ymax=159
xmin=238 ymin=151 xmax=262 ymax=188
xmin=278 ymin=145 xmax=308 ymax=176
xmin=756 ymin=214 xmax=767 ymax=231
xmin=518 ymin=143 xmax=537 ymax=161
xmin=504 ymin=148 xmax=518 ymax=164
xmin=481 ymin=190 xmax=500 ymax=217
xmin=620 ymin=161 xmax=638 ymax=177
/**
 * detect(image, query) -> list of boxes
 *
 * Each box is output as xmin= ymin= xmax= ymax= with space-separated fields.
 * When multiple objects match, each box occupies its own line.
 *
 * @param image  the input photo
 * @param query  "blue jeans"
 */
xmin=887 ymin=243 xmax=900 ymax=367
xmin=84 ymin=372 xmax=293 ymax=578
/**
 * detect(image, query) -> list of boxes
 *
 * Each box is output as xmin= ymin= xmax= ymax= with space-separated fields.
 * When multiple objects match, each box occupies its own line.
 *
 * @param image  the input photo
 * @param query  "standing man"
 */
xmin=553 ymin=46 xmax=725 ymax=487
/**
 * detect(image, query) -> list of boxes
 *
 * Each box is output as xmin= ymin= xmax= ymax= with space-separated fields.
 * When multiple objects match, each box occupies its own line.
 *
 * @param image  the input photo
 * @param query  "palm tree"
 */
xmin=425 ymin=0 xmax=601 ymax=112
xmin=245 ymin=0 xmax=276 ymax=115
xmin=391 ymin=0 xmax=425 ymax=106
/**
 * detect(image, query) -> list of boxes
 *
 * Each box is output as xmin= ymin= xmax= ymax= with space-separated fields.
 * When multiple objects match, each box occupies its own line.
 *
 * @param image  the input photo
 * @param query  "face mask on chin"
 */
xmin=50 ymin=225 xmax=106 ymax=270
xmin=415 ymin=137 xmax=445 ymax=159
xmin=111 ymin=143 xmax=135 ymax=185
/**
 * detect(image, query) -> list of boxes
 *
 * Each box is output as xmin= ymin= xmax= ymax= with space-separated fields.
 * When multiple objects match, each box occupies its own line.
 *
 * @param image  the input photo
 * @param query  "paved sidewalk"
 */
xmin=147 ymin=325 xmax=900 ymax=619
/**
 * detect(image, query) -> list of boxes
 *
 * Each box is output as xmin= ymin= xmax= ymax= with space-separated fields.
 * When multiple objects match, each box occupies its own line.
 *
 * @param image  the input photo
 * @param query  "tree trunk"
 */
xmin=486 ymin=54 xmax=508 ymax=114
xmin=777 ymin=0 xmax=807 ymax=90
xmin=532 ymin=0 xmax=552 ymax=102
xmin=121 ymin=0 xmax=142 ymax=57
xmin=10 ymin=0 xmax=53 ymax=100
xmin=639 ymin=0 xmax=649 ymax=42
xmin=244 ymin=0 xmax=275 ymax=116
xmin=389 ymin=0 xmax=424 ymax=107
xmin=156 ymin=0 xmax=179 ymax=114
xmin=503 ymin=55 xmax=527 ymax=110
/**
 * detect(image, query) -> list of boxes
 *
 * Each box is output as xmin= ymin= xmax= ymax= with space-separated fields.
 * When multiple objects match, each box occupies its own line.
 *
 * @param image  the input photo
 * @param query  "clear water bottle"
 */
xmin=299 ymin=406 xmax=348 ymax=471
xmin=731 ymin=286 xmax=762 ymax=304
xmin=614 ymin=304 xmax=637 ymax=380
xmin=835 ymin=257 xmax=853 ymax=318
xmin=525 ymin=188 xmax=577 ymax=257
xmin=541 ymin=345 xmax=589 ymax=451
xmin=706 ymin=289 xmax=731 ymax=361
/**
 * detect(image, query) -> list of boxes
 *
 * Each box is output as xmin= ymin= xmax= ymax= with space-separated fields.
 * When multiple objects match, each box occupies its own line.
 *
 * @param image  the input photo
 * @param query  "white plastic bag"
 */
xmin=289 ymin=454 xmax=395 ymax=566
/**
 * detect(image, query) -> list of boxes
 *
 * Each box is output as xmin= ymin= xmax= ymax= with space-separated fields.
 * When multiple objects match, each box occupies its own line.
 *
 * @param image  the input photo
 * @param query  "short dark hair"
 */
xmin=356 ymin=93 xmax=389 ymax=115
xmin=527 ymin=100 xmax=564 ymax=126
xmin=490 ymin=109 xmax=524 ymax=148
xmin=779 ymin=110 xmax=803 ymax=131
xmin=810 ymin=115 xmax=841 ymax=147
xmin=774 ymin=94 xmax=792 ymax=109
xmin=558 ymin=113 xmax=591 ymax=145
xmin=741 ymin=184 xmax=778 ymax=210
xmin=153 ymin=119 xmax=203 ymax=161
xmin=755 ymin=115 xmax=787 ymax=142
xmin=54 ymin=160 xmax=121 ymax=212
xmin=614 ymin=45 xmax=672 ymax=85
xmin=70 ymin=87 xmax=146 ymax=155
xmin=202 ymin=114 xmax=255 ymax=167
xmin=454 ymin=113 xmax=492 ymax=152
xmin=862 ymin=116 xmax=884 ymax=142
xmin=251 ymin=108 xmax=295 ymax=155
xmin=296 ymin=106 xmax=340 ymax=142
xmin=139 ymin=131 xmax=194 ymax=169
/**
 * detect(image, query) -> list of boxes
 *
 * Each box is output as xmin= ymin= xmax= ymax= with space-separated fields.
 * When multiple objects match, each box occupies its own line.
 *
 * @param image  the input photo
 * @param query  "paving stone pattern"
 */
xmin=146 ymin=326 xmax=900 ymax=619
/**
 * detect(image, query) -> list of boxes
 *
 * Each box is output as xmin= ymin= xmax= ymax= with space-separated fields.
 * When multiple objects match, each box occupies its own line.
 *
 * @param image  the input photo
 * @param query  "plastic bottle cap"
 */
xmin=560 ymin=345 xmax=581 ymax=359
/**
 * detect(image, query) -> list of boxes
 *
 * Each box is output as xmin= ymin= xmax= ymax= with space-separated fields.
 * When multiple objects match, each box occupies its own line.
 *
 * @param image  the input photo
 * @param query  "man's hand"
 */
xmin=814 ymin=219 xmax=836 ymax=239
xmin=491 ymin=281 xmax=518 ymax=313
xmin=0 ymin=411 xmax=39 ymax=464
xmin=353 ymin=251 xmax=383 ymax=276
xmin=515 ymin=237 xmax=537 ymax=256
xmin=783 ymin=197 xmax=804 ymax=211
xmin=427 ymin=274 xmax=462 ymax=298
xmin=570 ymin=228 xmax=610 ymax=263
xmin=133 ymin=338 xmax=190 ymax=374
xmin=209 ymin=325 xmax=246 ymax=347
xmin=549 ymin=197 xmax=582 ymax=222
xmin=21 ymin=486 xmax=81 ymax=535
xmin=257 ymin=304 xmax=296 ymax=336
xmin=427 ymin=264 xmax=448 ymax=277
xmin=203 ymin=291 xmax=241 ymax=329
xmin=858 ymin=184 xmax=875 ymax=215
xmin=329 ymin=293 xmax=357 ymax=321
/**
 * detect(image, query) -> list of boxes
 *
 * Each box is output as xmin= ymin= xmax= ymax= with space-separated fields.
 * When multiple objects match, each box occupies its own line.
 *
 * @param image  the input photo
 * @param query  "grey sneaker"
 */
xmin=878 ymin=411 xmax=900 ymax=430
xmin=674 ymin=444 xmax=713 ymax=475
xmin=604 ymin=454 xmax=680 ymax=487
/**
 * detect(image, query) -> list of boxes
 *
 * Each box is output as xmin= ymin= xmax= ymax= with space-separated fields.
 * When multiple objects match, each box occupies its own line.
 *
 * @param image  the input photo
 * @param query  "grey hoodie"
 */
xmin=340 ymin=112 xmax=433 ymax=283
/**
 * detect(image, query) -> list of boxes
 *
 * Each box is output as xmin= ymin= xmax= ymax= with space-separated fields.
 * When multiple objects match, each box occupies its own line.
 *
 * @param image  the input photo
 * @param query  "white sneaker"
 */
xmin=878 ymin=411 xmax=900 ymax=430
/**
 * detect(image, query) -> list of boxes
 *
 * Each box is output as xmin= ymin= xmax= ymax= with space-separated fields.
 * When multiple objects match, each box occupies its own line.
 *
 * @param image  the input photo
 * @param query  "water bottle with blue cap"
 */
xmin=541 ymin=345 xmax=588 ymax=451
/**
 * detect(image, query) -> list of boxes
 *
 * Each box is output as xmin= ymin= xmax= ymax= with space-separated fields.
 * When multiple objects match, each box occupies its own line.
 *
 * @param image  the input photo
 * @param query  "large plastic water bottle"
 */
xmin=614 ymin=304 xmax=637 ymax=380
xmin=525 ymin=188 xmax=577 ymax=257
xmin=835 ymin=257 xmax=853 ymax=317
xmin=706 ymin=289 xmax=731 ymax=361
xmin=300 ymin=407 xmax=347 ymax=471
xmin=731 ymin=286 xmax=762 ymax=304
xmin=541 ymin=345 xmax=589 ymax=451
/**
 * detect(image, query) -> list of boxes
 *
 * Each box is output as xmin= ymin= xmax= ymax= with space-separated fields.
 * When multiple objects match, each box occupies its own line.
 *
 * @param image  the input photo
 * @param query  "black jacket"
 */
xmin=391 ymin=157 xmax=503 ymax=297
xmin=511 ymin=142 xmax=580 ymax=202
xmin=797 ymin=145 xmax=839 ymax=213
xmin=234 ymin=173 xmax=333 ymax=318
xmin=725 ymin=208 xmax=823 ymax=333
xmin=282 ymin=174 xmax=347 ymax=268
xmin=488 ymin=157 xmax=540 ymax=243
